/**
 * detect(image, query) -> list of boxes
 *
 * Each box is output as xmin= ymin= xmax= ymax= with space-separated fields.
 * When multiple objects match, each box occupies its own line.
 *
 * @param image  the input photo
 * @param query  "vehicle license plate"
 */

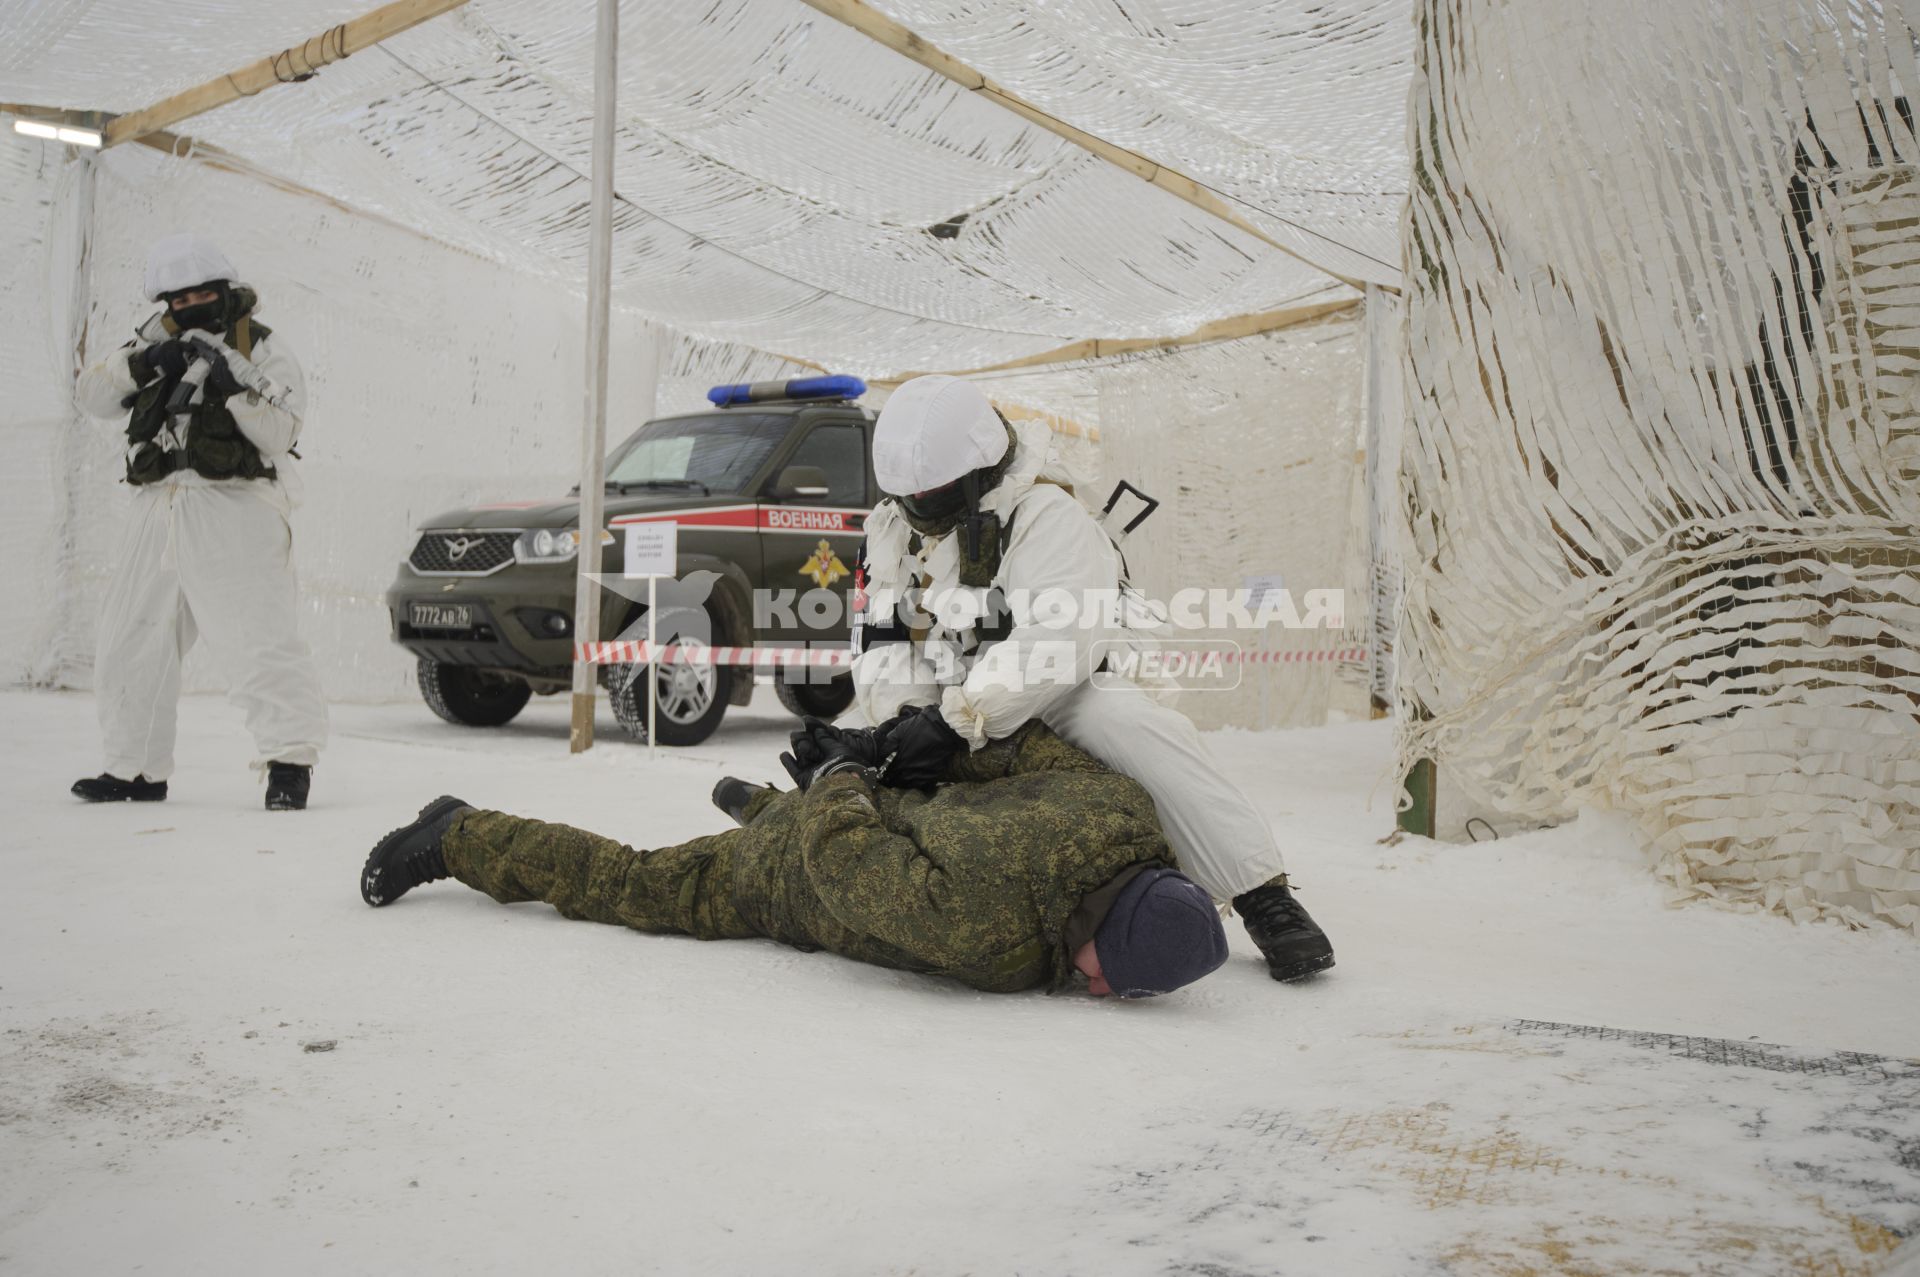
xmin=410 ymin=603 xmax=473 ymax=629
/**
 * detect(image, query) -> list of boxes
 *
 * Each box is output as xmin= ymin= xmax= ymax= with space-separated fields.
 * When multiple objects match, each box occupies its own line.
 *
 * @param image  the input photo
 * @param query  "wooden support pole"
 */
xmin=568 ymin=0 xmax=620 ymax=753
xmin=793 ymin=0 xmax=1393 ymax=292
xmin=1362 ymin=283 xmax=1396 ymax=718
xmin=102 ymin=0 xmax=471 ymax=148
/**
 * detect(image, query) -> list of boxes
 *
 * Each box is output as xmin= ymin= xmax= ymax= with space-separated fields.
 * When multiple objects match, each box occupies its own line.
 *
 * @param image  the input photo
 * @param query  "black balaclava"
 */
xmin=164 ymin=280 xmax=233 ymax=334
xmin=892 ymin=418 xmax=1020 ymax=587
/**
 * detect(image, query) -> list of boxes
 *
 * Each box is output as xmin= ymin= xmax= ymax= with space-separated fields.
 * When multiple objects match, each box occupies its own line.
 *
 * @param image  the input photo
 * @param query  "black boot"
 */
xmin=71 ymin=773 xmax=168 ymax=803
xmin=1234 ymin=879 xmax=1336 ymax=982
xmin=361 ymin=796 xmax=473 ymax=906
xmin=711 ymin=776 xmax=770 ymax=826
xmin=265 ymin=762 xmax=312 ymax=811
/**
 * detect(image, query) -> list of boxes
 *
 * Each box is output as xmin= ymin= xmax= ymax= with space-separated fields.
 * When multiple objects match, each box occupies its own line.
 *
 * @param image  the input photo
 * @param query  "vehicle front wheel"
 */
xmin=416 ymin=658 xmax=534 ymax=727
xmin=606 ymin=647 xmax=732 ymax=746
xmin=774 ymin=673 xmax=856 ymax=722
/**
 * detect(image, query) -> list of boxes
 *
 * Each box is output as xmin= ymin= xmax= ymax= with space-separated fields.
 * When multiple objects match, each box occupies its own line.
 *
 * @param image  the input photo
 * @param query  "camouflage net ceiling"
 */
xmin=0 ymin=0 xmax=1411 ymax=372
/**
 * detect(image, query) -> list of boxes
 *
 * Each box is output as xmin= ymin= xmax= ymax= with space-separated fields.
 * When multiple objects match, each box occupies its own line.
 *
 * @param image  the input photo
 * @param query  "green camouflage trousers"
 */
xmin=440 ymin=724 xmax=1172 ymax=992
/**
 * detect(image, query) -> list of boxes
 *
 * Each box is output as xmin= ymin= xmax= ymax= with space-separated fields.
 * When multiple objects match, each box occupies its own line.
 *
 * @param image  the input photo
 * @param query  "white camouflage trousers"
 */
xmin=95 ymin=481 xmax=327 ymax=782
xmin=1042 ymin=673 xmax=1287 ymax=900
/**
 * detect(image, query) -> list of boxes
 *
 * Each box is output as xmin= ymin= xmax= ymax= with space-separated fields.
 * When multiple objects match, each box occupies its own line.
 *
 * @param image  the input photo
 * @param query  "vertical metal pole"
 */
xmin=1259 ymin=632 xmax=1271 ymax=731
xmin=647 ymin=574 xmax=658 ymax=759
xmin=1362 ymin=284 xmax=1398 ymax=721
xmin=568 ymin=0 xmax=620 ymax=753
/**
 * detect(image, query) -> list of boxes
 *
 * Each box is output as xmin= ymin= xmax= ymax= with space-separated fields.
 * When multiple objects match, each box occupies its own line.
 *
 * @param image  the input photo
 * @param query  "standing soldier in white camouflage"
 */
xmin=69 ymin=233 xmax=327 ymax=811
xmin=851 ymin=375 xmax=1336 ymax=981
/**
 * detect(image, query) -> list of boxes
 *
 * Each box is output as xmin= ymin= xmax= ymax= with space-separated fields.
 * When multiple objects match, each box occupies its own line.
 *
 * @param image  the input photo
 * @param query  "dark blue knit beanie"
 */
xmin=1093 ymin=868 xmax=1229 ymax=997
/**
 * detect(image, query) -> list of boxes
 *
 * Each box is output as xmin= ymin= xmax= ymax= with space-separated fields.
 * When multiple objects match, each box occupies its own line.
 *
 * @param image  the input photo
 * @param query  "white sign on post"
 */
xmin=1243 ymin=573 xmax=1287 ymax=611
xmin=621 ymin=521 xmax=678 ymax=758
xmin=623 ymin=521 xmax=678 ymax=578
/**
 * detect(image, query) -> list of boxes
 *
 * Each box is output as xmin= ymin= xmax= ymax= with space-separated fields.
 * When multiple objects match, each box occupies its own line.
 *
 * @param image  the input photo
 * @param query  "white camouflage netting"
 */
xmin=1046 ymin=311 xmax=1375 ymax=731
xmin=2 ymin=0 xmax=1410 ymax=368
xmin=1399 ymin=0 xmax=1920 ymax=931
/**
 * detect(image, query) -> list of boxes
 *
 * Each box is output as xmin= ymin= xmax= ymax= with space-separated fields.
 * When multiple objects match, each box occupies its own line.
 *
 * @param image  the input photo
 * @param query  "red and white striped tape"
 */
xmin=574 ymin=642 xmax=1367 ymax=667
xmin=577 ymin=642 xmax=853 ymax=667
xmin=1235 ymin=647 xmax=1369 ymax=665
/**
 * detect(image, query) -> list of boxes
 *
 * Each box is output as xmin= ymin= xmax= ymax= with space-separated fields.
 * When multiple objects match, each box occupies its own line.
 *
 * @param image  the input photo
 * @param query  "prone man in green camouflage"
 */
xmin=360 ymin=721 xmax=1229 ymax=997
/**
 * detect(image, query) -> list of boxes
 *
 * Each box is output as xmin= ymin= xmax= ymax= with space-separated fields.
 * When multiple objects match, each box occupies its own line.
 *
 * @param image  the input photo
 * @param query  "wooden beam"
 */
xmin=103 ymin=0 xmax=471 ymax=148
xmin=879 ymin=297 xmax=1360 ymax=382
xmin=793 ymin=0 xmax=1393 ymax=293
xmin=765 ymin=298 xmax=1358 ymax=442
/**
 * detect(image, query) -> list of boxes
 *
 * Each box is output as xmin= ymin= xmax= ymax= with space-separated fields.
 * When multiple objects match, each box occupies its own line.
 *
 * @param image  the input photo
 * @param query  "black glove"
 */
xmin=875 ymin=704 xmax=965 ymax=790
xmin=133 ymin=337 xmax=192 ymax=383
xmin=779 ymin=717 xmax=880 ymax=792
xmin=203 ymin=348 xmax=247 ymax=399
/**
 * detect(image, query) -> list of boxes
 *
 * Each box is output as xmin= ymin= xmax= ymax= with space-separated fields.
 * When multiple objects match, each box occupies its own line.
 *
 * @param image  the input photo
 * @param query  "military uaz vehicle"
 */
xmin=385 ymin=375 xmax=874 ymax=745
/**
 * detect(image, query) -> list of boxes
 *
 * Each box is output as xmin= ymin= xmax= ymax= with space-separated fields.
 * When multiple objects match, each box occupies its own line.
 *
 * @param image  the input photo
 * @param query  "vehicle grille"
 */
xmin=409 ymin=531 xmax=519 ymax=574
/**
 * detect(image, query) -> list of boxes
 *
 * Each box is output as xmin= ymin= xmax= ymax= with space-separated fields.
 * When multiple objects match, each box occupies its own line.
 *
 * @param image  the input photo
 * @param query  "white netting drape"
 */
xmin=1 ymin=1 xmax=1418 ymax=370
xmin=875 ymin=310 xmax=1376 ymax=731
xmin=1400 ymin=0 xmax=1920 ymax=931
xmin=856 ymin=0 xmax=1408 ymax=291
xmin=1073 ymin=313 xmax=1372 ymax=730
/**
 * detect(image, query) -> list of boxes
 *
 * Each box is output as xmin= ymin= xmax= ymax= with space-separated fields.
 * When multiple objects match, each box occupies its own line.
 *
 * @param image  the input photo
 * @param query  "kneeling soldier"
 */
xmin=361 ymin=722 xmax=1228 ymax=998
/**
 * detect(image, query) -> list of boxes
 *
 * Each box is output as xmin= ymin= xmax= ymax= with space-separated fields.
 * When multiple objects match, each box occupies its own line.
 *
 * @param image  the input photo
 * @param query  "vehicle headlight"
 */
xmin=514 ymin=528 xmax=614 ymax=564
xmin=516 ymin=528 xmax=581 ymax=563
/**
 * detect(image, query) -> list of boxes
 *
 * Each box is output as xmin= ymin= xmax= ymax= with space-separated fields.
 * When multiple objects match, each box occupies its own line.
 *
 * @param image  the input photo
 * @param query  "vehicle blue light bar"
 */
xmin=707 ymin=374 xmax=868 ymax=407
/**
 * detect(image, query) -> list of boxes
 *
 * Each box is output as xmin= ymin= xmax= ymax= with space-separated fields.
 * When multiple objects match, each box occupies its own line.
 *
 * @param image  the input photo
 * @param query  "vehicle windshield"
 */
xmin=604 ymin=413 xmax=787 ymax=494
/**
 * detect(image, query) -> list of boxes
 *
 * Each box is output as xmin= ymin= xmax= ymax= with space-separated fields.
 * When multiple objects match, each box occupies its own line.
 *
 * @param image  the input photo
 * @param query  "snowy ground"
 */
xmin=2 ymin=686 xmax=1917 ymax=1276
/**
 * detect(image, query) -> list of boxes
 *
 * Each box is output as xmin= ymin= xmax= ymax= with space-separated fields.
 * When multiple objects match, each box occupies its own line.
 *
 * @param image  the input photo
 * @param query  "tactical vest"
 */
xmin=855 ymin=515 xmax=1021 ymax=655
xmin=856 ymin=485 xmax=1139 ymax=661
xmin=124 ymin=316 xmax=276 ymax=486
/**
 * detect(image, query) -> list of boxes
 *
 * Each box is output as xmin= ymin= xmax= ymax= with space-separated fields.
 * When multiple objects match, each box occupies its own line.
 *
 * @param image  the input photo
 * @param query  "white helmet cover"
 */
xmin=144 ymin=233 xmax=238 ymax=301
xmin=872 ymin=375 xmax=1009 ymax=496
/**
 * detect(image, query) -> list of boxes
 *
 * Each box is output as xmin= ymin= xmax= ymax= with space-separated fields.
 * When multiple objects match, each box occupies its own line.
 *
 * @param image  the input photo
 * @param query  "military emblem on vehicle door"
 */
xmin=800 ymin=539 xmax=849 ymax=589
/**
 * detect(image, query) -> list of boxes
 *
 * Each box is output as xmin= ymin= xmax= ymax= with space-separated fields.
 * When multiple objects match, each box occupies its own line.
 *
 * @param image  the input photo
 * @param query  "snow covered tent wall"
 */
xmin=1398 ymin=0 xmax=1920 ymax=931
xmin=0 ymin=0 xmax=1404 ymax=725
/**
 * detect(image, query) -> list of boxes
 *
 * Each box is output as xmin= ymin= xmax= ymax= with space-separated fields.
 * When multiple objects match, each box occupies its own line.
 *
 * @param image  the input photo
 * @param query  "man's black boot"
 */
xmin=71 ymin=773 xmax=167 ymax=803
xmin=1234 ymin=878 xmax=1336 ymax=982
xmin=711 ymin=776 xmax=770 ymax=826
xmin=362 ymin=796 xmax=473 ymax=906
xmin=265 ymin=762 xmax=312 ymax=811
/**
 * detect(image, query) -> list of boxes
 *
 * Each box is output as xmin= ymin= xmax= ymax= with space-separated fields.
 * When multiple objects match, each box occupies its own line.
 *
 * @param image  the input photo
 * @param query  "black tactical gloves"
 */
xmin=175 ymin=332 xmax=249 ymax=399
xmin=781 ymin=706 xmax=966 ymax=793
xmin=132 ymin=337 xmax=192 ymax=384
xmin=204 ymin=350 xmax=247 ymax=399
xmin=875 ymin=704 xmax=965 ymax=790
xmin=780 ymin=717 xmax=885 ymax=791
